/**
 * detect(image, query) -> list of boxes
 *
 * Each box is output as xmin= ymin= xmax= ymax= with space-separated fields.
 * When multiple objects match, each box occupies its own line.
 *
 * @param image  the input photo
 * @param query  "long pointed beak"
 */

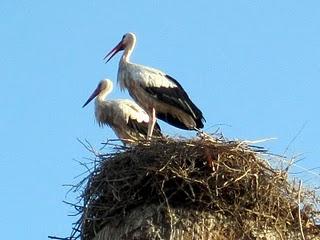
xmin=82 ymin=87 xmax=101 ymax=108
xmin=103 ymin=41 xmax=125 ymax=63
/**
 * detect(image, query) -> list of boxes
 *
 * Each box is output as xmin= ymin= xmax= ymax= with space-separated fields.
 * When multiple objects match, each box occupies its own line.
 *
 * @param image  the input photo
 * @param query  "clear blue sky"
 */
xmin=1 ymin=1 xmax=319 ymax=239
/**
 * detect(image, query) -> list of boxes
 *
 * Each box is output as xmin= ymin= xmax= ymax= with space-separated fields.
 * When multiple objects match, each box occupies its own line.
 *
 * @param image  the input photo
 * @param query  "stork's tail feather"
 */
xmin=195 ymin=116 xmax=206 ymax=129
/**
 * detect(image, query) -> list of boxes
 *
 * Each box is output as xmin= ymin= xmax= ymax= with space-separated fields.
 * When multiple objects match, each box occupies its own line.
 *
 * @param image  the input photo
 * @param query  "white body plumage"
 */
xmin=82 ymin=79 xmax=162 ymax=144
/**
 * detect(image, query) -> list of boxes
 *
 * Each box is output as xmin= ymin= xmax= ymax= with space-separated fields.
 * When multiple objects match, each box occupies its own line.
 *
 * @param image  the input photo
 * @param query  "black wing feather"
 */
xmin=127 ymin=118 xmax=162 ymax=137
xmin=144 ymin=74 xmax=205 ymax=129
xmin=155 ymin=112 xmax=190 ymax=130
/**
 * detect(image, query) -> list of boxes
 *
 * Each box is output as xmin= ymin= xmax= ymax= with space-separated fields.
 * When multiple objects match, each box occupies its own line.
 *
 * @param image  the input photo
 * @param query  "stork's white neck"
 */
xmin=122 ymin=36 xmax=136 ymax=63
xmin=96 ymin=86 xmax=112 ymax=103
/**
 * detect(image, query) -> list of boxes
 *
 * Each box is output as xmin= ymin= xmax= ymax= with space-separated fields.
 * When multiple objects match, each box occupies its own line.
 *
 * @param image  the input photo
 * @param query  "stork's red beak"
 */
xmin=82 ymin=87 xmax=101 ymax=108
xmin=104 ymin=40 xmax=125 ymax=63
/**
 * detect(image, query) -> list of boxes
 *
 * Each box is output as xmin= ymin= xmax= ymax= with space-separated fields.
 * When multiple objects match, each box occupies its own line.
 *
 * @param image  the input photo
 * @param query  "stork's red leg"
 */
xmin=147 ymin=108 xmax=156 ymax=140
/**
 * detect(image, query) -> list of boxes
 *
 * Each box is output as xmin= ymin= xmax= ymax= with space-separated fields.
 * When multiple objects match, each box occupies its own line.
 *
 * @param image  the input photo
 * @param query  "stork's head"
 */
xmin=104 ymin=32 xmax=136 ymax=62
xmin=82 ymin=79 xmax=113 ymax=108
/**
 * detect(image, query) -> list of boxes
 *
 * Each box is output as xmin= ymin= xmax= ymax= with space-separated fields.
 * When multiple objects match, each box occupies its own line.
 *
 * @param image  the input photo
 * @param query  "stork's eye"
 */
xmin=122 ymin=34 xmax=126 ymax=40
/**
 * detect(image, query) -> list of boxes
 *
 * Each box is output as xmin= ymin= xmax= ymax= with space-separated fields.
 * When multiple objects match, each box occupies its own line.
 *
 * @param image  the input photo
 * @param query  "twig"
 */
xmin=283 ymin=121 xmax=307 ymax=156
xmin=298 ymin=180 xmax=306 ymax=240
xmin=48 ymin=236 xmax=70 ymax=240
xmin=100 ymin=138 xmax=125 ymax=150
xmin=160 ymin=180 xmax=174 ymax=240
xmin=241 ymin=137 xmax=277 ymax=145
xmin=77 ymin=138 xmax=100 ymax=157
xmin=233 ymin=169 xmax=251 ymax=183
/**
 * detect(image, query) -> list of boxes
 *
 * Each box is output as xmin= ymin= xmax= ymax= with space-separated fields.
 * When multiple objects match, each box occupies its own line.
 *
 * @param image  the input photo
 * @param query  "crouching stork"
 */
xmin=82 ymin=79 xmax=162 ymax=144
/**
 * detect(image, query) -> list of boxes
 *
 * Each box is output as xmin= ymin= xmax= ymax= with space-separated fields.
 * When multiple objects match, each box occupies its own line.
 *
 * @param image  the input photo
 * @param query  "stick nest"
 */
xmin=69 ymin=135 xmax=320 ymax=240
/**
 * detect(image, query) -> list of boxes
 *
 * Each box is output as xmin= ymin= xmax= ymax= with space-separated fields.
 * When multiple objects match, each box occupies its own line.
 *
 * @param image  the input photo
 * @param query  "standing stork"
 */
xmin=104 ymin=32 xmax=205 ymax=138
xmin=82 ymin=79 xmax=162 ymax=144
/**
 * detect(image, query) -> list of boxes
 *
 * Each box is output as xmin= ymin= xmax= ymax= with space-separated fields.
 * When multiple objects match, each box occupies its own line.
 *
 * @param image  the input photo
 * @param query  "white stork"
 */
xmin=82 ymin=79 xmax=162 ymax=144
xmin=104 ymin=32 xmax=205 ymax=138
